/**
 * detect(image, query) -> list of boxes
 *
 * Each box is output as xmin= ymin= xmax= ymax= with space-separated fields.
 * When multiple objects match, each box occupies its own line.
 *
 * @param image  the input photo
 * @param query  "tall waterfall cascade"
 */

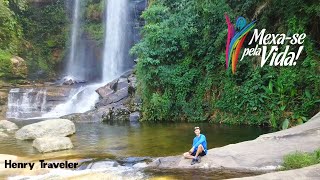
xmin=6 ymin=0 xmax=147 ymax=119
xmin=102 ymin=0 xmax=130 ymax=82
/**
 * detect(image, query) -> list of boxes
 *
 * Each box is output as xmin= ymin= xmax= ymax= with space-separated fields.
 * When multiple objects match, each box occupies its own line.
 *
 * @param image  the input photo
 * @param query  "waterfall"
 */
xmin=6 ymin=88 xmax=48 ymax=119
xmin=65 ymin=0 xmax=81 ymax=81
xmin=102 ymin=0 xmax=130 ymax=82
xmin=42 ymin=84 xmax=101 ymax=118
xmin=6 ymin=0 xmax=143 ymax=120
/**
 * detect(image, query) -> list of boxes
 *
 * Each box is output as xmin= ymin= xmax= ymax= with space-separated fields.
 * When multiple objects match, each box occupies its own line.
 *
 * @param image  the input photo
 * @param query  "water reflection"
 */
xmin=0 ymin=120 xmax=270 ymax=158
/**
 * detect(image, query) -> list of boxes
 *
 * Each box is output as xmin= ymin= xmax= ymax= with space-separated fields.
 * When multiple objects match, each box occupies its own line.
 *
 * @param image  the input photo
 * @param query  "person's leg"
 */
xmin=194 ymin=144 xmax=204 ymax=158
xmin=183 ymin=152 xmax=195 ymax=159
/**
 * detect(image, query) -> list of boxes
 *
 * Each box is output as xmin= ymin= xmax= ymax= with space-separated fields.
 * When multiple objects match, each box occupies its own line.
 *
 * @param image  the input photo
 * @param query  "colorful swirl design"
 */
xmin=225 ymin=14 xmax=256 ymax=74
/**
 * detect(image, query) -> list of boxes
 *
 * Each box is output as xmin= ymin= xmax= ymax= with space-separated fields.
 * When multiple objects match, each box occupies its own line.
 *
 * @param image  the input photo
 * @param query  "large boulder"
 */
xmin=32 ymin=137 xmax=73 ymax=153
xmin=94 ymin=70 xmax=142 ymax=121
xmin=0 ymin=120 xmax=18 ymax=131
xmin=95 ymin=88 xmax=129 ymax=107
xmin=96 ymin=77 xmax=129 ymax=101
xmin=15 ymin=119 xmax=75 ymax=140
xmin=10 ymin=56 xmax=27 ymax=78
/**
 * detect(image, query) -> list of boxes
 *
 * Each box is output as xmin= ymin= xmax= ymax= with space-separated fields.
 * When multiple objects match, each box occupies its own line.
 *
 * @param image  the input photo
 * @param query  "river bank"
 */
xmin=147 ymin=112 xmax=320 ymax=173
xmin=0 ymin=119 xmax=269 ymax=179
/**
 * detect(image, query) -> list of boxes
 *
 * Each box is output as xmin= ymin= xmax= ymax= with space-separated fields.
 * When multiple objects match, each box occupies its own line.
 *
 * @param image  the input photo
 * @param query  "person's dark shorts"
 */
xmin=191 ymin=150 xmax=206 ymax=156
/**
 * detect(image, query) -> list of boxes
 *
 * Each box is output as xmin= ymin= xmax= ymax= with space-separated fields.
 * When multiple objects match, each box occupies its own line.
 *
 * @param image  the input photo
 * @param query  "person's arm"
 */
xmin=192 ymin=135 xmax=206 ymax=148
xmin=189 ymin=138 xmax=196 ymax=153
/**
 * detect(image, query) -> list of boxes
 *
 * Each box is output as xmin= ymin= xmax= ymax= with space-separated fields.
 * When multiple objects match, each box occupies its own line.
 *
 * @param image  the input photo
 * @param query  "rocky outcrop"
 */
xmin=148 ymin=112 xmax=320 ymax=172
xmin=230 ymin=164 xmax=320 ymax=180
xmin=64 ymin=70 xmax=142 ymax=122
xmin=32 ymin=137 xmax=73 ymax=153
xmin=95 ymin=70 xmax=141 ymax=122
xmin=10 ymin=56 xmax=28 ymax=78
xmin=0 ymin=120 xmax=18 ymax=131
xmin=15 ymin=119 xmax=75 ymax=140
xmin=0 ymin=90 xmax=8 ymax=119
xmin=0 ymin=132 xmax=9 ymax=138
xmin=129 ymin=112 xmax=140 ymax=122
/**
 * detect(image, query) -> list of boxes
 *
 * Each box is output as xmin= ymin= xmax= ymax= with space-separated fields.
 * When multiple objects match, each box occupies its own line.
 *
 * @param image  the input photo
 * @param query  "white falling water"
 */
xmin=9 ymin=0 xmax=132 ymax=119
xmin=103 ymin=0 xmax=129 ymax=82
xmin=7 ymin=88 xmax=48 ymax=119
xmin=42 ymin=84 xmax=102 ymax=118
xmin=66 ymin=0 xmax=81 ymax=80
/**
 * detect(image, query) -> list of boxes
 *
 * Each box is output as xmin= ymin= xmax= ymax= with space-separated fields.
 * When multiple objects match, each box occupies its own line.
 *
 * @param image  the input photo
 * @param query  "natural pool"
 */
xmin=1 ymin=120 xmax=270 ymax=179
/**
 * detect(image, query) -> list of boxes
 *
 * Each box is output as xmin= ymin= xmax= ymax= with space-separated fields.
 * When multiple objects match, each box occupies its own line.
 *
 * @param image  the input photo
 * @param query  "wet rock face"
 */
xmin=0 ymin=90 xmax=8 ymax=119
xmin=64 ymin=70 xmax=142 ymax=122
xmin=95 ymin=70 xmax=141 ymax=122
xmin=15 ymin=119 xmax=75 ymax=140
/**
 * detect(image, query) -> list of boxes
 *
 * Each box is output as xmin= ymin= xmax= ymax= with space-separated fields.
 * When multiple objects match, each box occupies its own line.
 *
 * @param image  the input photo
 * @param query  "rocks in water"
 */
xmin=32 ymin=137 xmax=73 ymax=153
xmin=88 ymin=161 xmax=120 ymax=169
xmin=0 ymin=132 xmax=9 ymax=138
xmin=61 ymin=77 xmax=86 ymax=86
xmin=92 ymin=70 xmax=142 ymax=122
xmin=15 ymin=119 xmax=75 ymax=140
xmin=63 ymin=79 xmax=75 ymax=85
xmin=61 ymin=107 xmax=109 ymax=123
xmin=103 ymin=105 xmax=131 ymax=121
xmin=62 ymin=70 xmax=142 ymax=123
xmin=0 ymin=120 xmax=18 ymax=131
xmin=129 ymin=112 xmax=140 ymax=122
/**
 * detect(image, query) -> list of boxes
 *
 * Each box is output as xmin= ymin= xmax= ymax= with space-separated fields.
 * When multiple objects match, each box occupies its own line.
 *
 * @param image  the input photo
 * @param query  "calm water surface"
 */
xmin=1 ymin=120 xmax=270 ymax=158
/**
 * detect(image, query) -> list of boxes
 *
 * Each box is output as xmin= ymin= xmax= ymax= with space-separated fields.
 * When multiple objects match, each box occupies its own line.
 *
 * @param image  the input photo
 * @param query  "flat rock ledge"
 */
xmin=148 ymin=112 xmax=320 ymax=172
xmin=229 ymin=164 xmax=320 ymax=180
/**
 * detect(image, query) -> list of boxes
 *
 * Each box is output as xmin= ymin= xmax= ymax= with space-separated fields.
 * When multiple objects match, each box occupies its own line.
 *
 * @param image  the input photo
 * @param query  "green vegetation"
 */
xmin=0 ymin=0 xmax=25 ymax=79
xmin=132 ymin=0 xmax=320 ymax=128
xmin=21 ymin=0 xmax=69 ymax=78
xmin=0 ymin=0 xmax=68 ymax=80
xmin=282 ymin=149 xmax=320 ymax=170
xmin=84 ymin=0 xmax=104 ymax=44
xmin=0 ymin=50 xmax=13 ymax=79
xmin=0 ymin=0 xmax=105 ymax=81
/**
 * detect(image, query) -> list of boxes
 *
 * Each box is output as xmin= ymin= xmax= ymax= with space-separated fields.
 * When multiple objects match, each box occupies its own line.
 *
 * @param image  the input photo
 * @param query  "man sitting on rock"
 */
xmin=183 ymin=127 xmax=207 ymax=165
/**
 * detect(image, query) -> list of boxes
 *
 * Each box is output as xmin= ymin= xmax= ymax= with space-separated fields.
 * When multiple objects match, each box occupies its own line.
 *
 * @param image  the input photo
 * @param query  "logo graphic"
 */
xmin=225 ymin=14 xmax=256 ymax=74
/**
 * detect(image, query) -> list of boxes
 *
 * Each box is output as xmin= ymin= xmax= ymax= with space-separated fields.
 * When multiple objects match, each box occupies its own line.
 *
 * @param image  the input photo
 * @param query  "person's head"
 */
xmin=194 ymin=127 xmax=200 ymax=136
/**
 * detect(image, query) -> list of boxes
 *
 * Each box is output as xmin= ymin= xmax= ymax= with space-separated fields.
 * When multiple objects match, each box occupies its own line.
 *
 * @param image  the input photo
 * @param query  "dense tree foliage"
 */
xmin=0 ymin=0 xmax=25 ymax=79
xmin=132 ymin=0 xmax=320 ymax=128
xmin=0 ymin=0 xmax=104 ymax=81
xmin=0 ymin=0 xmax=68 ymax=80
